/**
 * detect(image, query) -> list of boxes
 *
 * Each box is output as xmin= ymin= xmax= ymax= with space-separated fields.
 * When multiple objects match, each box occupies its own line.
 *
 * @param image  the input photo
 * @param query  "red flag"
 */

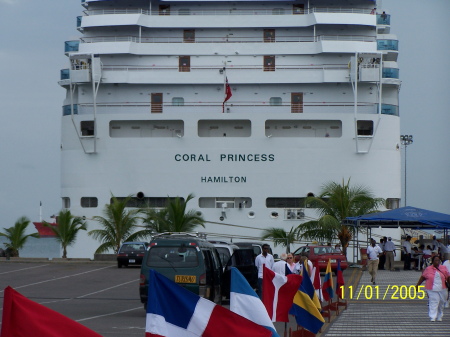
xmin=313 ymin=260 xmax=324 ymax=302
xmin=262 ymin=265 xmax=302 ymax=322
xmin=336 ymin=259 xmax=345 ymax=299
xmin=1 ymin=286 xmax=102 ymax=337
xmin=222 ymin=77 xmax=232 ymax=112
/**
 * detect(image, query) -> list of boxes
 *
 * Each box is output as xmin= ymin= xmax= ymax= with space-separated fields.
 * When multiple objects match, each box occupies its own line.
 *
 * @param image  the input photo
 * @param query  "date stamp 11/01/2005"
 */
xmin=339 ymin=285 xmax=426 ymax=300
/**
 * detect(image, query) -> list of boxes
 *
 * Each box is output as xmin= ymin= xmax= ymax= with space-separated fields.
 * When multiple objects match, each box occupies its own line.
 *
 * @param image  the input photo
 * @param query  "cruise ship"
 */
xmin=59 ymin=0 xmax=401 ymax=258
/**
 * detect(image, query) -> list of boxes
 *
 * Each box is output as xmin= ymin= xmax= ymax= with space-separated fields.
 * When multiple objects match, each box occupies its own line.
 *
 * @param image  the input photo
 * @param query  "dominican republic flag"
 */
xmin=336 ymin=259 xmax=345 ymax=299
xmin=146 ymin=270 xmax=271 ymax=337
xmin=230 ymin=267 xmax=280 ymax=337
xmin=1 ymin=286 xmax=101 ymax=337
xmin=262 ymin=265 xmax=302 ymax=322
xmin=322 ymin=259 xmax=334 ymax=301
xmin=289 ymin=265 xmax=325 ymax=334
xmin=313 ymin=261 xmax=324 ymax=302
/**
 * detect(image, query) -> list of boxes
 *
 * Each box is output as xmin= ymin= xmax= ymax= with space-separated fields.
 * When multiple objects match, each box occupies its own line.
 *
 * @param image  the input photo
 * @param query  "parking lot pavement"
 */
xmin=0 ymin=261 xmax=146 ymax=336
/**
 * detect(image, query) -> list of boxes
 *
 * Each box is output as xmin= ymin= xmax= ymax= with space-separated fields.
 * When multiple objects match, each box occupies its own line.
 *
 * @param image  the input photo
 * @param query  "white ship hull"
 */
xmin=60 ymin=0 xmax=401 ymax=258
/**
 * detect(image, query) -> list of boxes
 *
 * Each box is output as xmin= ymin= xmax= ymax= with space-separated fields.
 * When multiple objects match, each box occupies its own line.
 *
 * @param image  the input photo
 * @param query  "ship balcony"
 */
xmin=65 ymin=40 xmax=80 ymax=54
xmin=382 ymin=68 xmax=399 ymax=79
xmin=77 ymin=35 xmax=376 ymax=55
xmin=73 ymin=102 xmax=397 ymax=116
xmin=80 ymin=7 xmax=376 ymax=29
xmin=376 ymin=14 xmax=390 ymax=26
xmin=100 ymin=64 xmax=351 ymax=85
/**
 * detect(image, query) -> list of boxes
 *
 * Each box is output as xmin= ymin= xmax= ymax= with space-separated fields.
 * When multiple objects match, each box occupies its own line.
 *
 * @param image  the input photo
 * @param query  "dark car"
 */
xmin=293 ymin=245 xmax=348 ymax=272
xmin=234 ymin=241 xmax=273 ymax=259
xmin=117 ymin=242 xmax=148 ymax=268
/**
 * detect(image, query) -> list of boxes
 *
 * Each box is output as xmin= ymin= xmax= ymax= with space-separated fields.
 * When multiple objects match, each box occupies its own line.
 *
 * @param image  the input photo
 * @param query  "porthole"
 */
xmin=248 ymin=211 xmax=255 ymax=218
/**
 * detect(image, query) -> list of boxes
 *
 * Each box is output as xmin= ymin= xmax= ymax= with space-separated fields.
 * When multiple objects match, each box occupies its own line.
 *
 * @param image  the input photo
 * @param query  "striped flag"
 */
xmin=336 ymin=259 xmax=345 ymax=299
xmin=322 ymin=259 xmax=334 ymax=301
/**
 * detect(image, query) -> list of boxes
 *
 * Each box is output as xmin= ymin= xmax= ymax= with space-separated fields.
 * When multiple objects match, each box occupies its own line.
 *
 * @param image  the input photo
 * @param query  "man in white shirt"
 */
xmin=402 ymin=235 xmax=412 ymax=270
xmin=255 ymin=244 xmax=274 ymax=298
xmin=384 ymin=237 xmax=396 ymax=271
xmin=273 ymin=253 xmax=288 ymax=275
xmin=367 ymin=238 xmax=383 ymax=284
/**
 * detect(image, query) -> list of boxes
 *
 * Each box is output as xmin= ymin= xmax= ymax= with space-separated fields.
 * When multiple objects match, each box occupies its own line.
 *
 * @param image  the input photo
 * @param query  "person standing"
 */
xmin=272 ymin=253 xmax=287 ymax=275
xmin=416 ymin=255 xmax=450 ymax=321
xmin=384 ymin=237 xmax=396 ymax=271
xmin=367 ymin=238 xmax=383 ymax=284
xmin=378 ymin=238 xmax=386 ymax=270
xmin=255 ymin=244 xmax=274 ymax=298
xmin=286 ymin=253 xmax=300 ymax=274
xmin=402 ymin=235 xmax=413 ymax=270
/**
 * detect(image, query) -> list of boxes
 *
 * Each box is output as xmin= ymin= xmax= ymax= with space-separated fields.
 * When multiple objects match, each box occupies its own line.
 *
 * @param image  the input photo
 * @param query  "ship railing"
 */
xmin=80 ymin=35 xmax=375 ymax=44
xmin=83 ymin=7 xmax=372 ymax=16
xmin=101 ymin=64 xmax=349 ymax=72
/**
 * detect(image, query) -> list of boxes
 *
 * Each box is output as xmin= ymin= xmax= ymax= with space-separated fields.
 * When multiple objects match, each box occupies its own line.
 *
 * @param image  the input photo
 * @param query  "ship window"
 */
xmin=151 ymin=93 xmax=163 ymax=113
xmin=293 ymin=4 xmax=305 ymax=14
xmin=291 ymin=93 xmax=303 ymax=113
xmin=264 ymin=29 xmax=275 ymax=43
xmin=81 ymin=121 xmax=95 ymax=136
xmin=179 ymin=56 xmax=190 ymax=72
xmin=264 ymin=56 xmax=275 ymax=72
xmin=114 ymin=197 xmax=182 ymax=208
xmin=199 ymin=197 xmax=252 ymax=209
xmin=183 ymin=30 xmax=195 ymax=43
xmin=357 ymin=120 xmax=373 ymax=136
xmin=81 ymin=197 xmax=98 ymax=208
xmin=270 ymin=97 xmax=282 ymax=106
xmin=159 ymin=5 xmax=170 ymax=15
xmin=172 ymin=97 xmax=184 ymax=106
xmin=266 ymin=198 xmax=306 ymax=208
xmin=62 ymin=197 xmax=70 ymax=209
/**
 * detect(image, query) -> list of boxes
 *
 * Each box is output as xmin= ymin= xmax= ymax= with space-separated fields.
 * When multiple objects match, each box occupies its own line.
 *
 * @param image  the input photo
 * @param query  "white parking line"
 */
xmin=76 ymin=307 xmax=143 ymax=322
xmin=0 ymin=264 xmax=49 ymax=275
xmin=76 ymin=279 xmax=140 ymax=298
xmin=0 ymin=265 xmax=114 ymax=293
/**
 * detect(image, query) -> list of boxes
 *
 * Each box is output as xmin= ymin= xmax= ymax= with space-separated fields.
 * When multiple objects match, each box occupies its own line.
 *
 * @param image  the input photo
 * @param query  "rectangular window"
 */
xmin=266 ymin=198 xmax=306 ymax=208
xmin=264 ymin=56 xmax=275 ymax=72
xmin=81 ymin=197 xmax=98 ymax=208
xmin=114 ymin=197 xmax=183 ymax=208
xmin=172 ymin=97 xmax=184 ymax=106
xmin=159 ymin=5 xmax=170 ymax=15
xmin=264 ymin=29 xmax=275 ymax=43
xmin=270 ymin=97 xmax=282 ymax=106
xmin=357 ymin=120 xmax=374 ymax=136
xmin=179 ymin=56 xmax=190 ymax=72
xmin=151 ymin=93 xmax=163 ymax=113
xmin=62 ymin=197 xmax=70 ymax=209
xmin=81 ymin=121 xmax=95 ymax=136
xmin=183 ymin=30 xmax=195 ymax=43
xmin=291 ymin=93 xmax=303 ymax=113
xmin=293 ymin=4 xmax=305 ymax=14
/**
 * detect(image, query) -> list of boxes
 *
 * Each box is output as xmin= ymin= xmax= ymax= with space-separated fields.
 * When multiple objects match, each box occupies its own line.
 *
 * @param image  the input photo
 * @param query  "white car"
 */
xmin=208 ymin=241 xmax=239 ymax=268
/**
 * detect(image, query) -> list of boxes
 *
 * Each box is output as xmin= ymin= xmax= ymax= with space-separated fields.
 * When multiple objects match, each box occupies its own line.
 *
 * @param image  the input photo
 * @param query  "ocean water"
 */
xmin=0 ymin=237 xmax=60 ymax=259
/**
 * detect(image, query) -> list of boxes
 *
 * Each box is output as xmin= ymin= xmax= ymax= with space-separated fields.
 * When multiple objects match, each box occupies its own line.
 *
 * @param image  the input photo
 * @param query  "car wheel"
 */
xmin=143 ymin=302 xmax=147 ymax=311
xmin=118 ymin=262 xmax=122 ymax=268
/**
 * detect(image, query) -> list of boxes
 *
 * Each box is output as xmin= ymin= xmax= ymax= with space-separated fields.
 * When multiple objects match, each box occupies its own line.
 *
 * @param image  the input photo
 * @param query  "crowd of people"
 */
xmin=366 ymin=235 xmax=450 ymax=322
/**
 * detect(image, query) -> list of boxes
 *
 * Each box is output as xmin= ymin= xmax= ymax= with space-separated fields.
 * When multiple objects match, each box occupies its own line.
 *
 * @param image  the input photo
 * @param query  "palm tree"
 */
xmin=43 ymin=210 xmax=87 ymax=258
xmin=0 ymin=216 xmax=39 ymax=257
xmin=88 ymin=195 xmax=142 ymax=254
xmin=296 ymin=178 xmax=384 ymax=255
xmin=142 ymin=194 xmax=205 ymax=234
xmin=261 ymin=226 xmax=298 ymax=253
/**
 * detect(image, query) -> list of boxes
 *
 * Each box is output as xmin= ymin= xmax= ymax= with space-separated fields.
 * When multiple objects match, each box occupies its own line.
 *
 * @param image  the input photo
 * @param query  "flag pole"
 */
xmin=222 ymin=62 xmax=226 ymax=113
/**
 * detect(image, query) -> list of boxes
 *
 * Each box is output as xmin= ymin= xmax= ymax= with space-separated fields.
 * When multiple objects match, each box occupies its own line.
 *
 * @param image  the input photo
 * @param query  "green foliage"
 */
xmin=43 ymin=210 xmax=87 ymax=258
xmin=261 ymin=226 xmax=298 ymax=253
xmin=88 ymin=195 xmax=142 ymax=254
xmin=0 ymin=216 xmax=39 ymax=257
xmin=141 ymin=194 xmax=205 ymax=235
xmin=296 ymin=178 xmax=384 ymax=254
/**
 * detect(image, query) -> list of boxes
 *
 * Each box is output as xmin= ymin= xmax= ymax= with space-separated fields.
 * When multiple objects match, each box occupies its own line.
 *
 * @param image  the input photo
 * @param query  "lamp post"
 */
xmin=400 ymin=135 xmax=413 ymax=207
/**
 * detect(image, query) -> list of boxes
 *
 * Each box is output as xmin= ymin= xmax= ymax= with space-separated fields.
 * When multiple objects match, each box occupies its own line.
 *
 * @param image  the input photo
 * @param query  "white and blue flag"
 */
xmin=230 ymin=267 xmax=280 ymax=337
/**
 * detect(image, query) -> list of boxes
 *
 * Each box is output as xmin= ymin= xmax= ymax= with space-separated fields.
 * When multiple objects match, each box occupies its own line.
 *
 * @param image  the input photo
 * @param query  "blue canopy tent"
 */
xmin=344 ymin=207 xmax=450 ymax=264
xmin=344 ymin=206 xmax=450 ymax=229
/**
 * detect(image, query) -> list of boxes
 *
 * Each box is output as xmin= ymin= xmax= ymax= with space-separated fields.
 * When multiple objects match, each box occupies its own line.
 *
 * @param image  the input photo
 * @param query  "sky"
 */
xmin=0 ymin=0 xmax=449 ymax=233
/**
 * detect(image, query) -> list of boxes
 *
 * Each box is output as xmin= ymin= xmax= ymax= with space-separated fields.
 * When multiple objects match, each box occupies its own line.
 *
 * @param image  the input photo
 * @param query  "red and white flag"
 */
xmin=262 ymin=265 xmax=302 ymax=322
xmin=1 ymin=286 xmax=102 ymax=337
xmin=222 ymin=77 xmax=232 ymax=112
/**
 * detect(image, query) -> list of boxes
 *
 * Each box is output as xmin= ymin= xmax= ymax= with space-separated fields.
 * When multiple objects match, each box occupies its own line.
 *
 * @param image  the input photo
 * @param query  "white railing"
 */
xmin=80 ymin=35 xmax=375 ymax=44
xmin=83 ymin=7 xmax=372 ymax=16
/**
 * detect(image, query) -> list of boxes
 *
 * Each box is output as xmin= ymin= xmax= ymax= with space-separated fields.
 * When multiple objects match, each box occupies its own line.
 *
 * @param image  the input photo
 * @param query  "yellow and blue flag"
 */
xmin=322 ymin=259 xmax=334 ymax=301
xmin=289 ymin=264 xmax=325 ymax=334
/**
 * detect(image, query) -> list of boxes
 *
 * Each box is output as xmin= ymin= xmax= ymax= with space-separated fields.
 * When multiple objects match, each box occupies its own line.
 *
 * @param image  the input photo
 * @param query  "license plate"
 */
xmin=330 ymin=259 xmax=336 ymax=263
xmin=175 ymin=275 xmax=196 ymax=284
xmin=129 ymin=259 xmax=135 ymax=263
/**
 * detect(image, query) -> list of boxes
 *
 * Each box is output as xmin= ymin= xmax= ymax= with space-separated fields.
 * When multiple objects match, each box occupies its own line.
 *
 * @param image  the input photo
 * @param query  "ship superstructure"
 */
xmin=60 ymin=0 xmax=401 ymax=258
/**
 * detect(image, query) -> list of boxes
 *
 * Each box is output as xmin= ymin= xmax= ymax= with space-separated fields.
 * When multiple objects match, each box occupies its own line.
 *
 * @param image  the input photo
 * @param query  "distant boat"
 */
xmin=33 ymin=222 xmax=58 ymax=237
